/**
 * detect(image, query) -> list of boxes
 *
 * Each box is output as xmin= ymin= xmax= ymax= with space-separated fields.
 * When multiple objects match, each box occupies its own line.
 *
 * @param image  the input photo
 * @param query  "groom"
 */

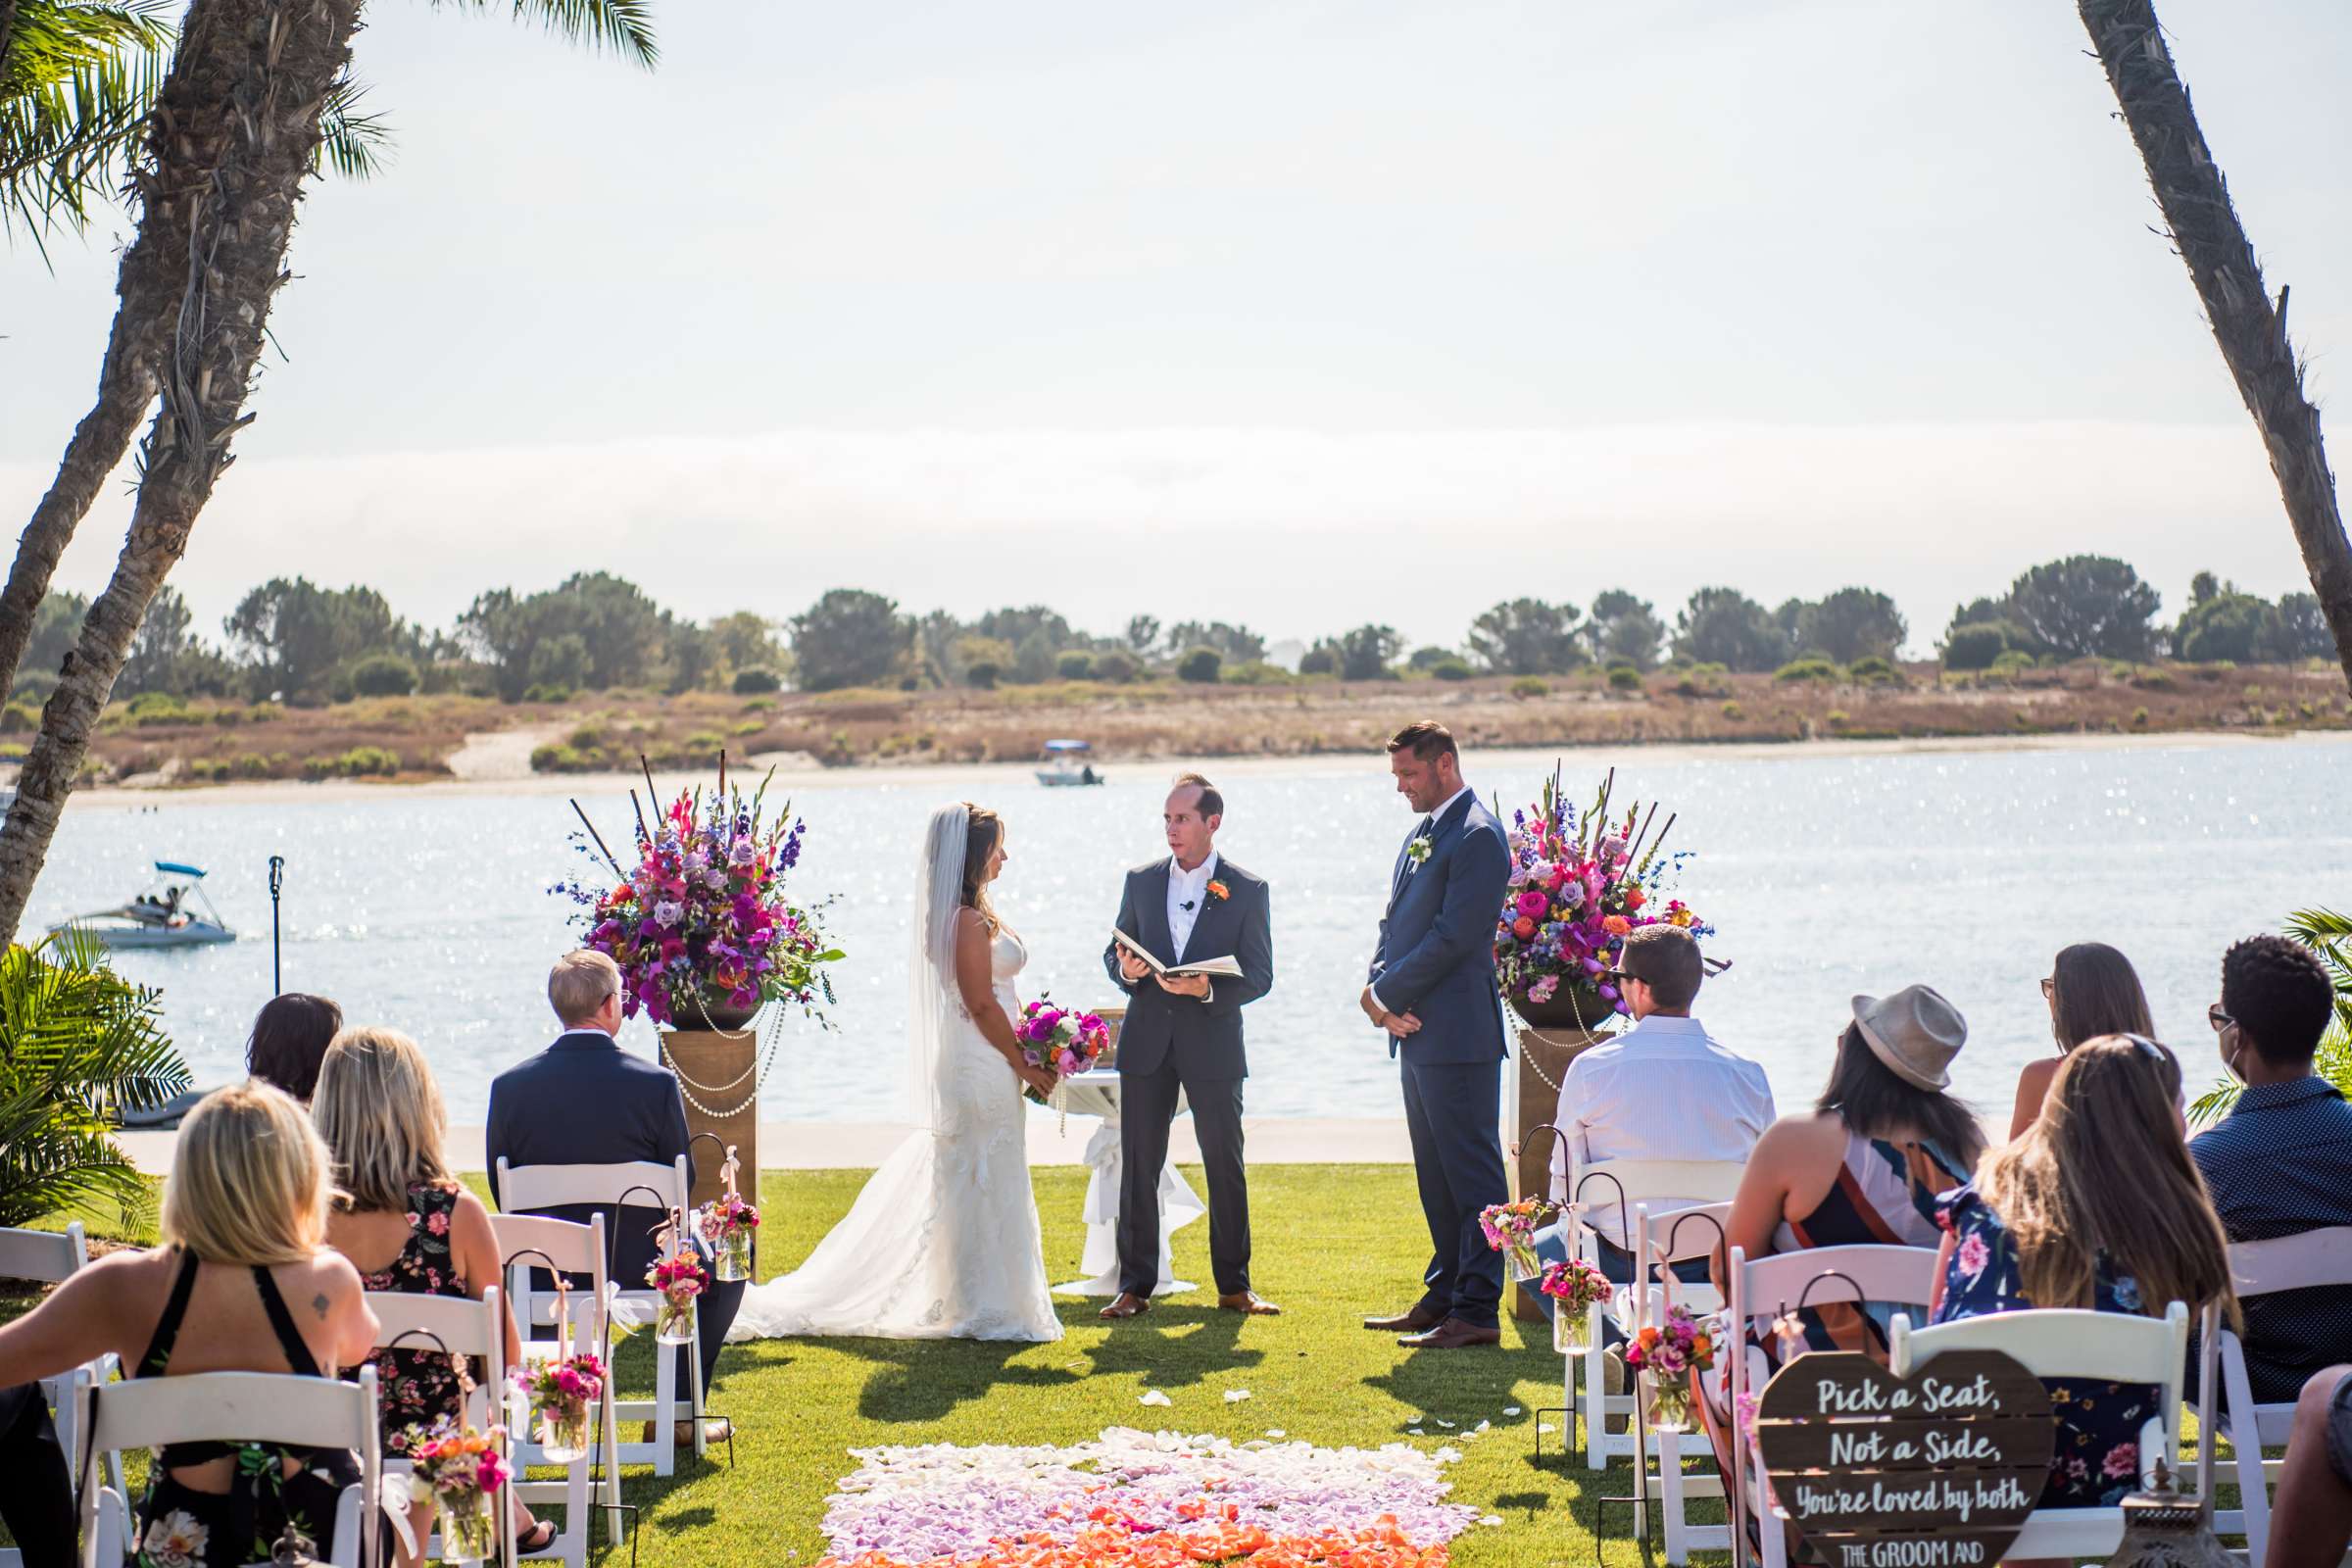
xmin=1360 ymin=721 xmax=1513 ymax=1348
xmin=1099 ymin=773 xmax=1278 ymax=1320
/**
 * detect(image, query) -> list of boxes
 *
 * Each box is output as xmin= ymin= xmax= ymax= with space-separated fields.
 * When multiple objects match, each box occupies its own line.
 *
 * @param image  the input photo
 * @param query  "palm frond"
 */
xmin=430 ymin=0 xmax=658 ymax=68
xmin=0 ymin=0 xmax=174 ymax=240
xmin=315 ymin=74 xmax=391 ymax=180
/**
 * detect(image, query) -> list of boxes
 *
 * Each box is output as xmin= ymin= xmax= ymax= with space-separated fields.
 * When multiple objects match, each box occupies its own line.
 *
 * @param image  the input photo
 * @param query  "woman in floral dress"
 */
xmin=1930 ymin=1033 xmax=2238 ymax=1524
xmin=317 ymin=1027 xmax=553 ymax=1558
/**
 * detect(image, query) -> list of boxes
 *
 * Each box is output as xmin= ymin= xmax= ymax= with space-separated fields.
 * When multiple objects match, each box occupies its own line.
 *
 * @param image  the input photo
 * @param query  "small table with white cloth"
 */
xmin=1048 ymin=1068 xmax=1206 ymax=1297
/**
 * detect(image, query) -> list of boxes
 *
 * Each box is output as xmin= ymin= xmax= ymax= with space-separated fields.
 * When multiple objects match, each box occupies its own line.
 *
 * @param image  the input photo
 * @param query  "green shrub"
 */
xmin=732 ymin=666 xmax=782 ymax=695
xmin=1297 ymin=647 xmax=1338 ymax=677
xmin=0 ymin=702 xmax=36 ymax=733
xmin=0 ymin=930 xmax=190 ymax=1227
xmin=740 ymin=697 xmax=774 ymax=713
xmin=1606 ymin=665 xmax=1642 ymax=692
xmin=684 ymin=731 xmax=725 ymax=755
xmin=731 ymin=719 xmax=765 ymax=737
xmin=338 ymin=746 xmax=401 ymax=776
xmin=568 ymin=723 xmax=605 ymax=750
xmin=530 ymin=743 xmax=583 ymax=771
xmin=521 ymin=683 xmax=573 ymax=704
xmin=2132 ymin=707 xmax=2150 ymax=727
xmin=126 ymin=691 xmax=193 ymax=726
xmin=1721 ymin=700 xmax=1744 ymax=720
xmin=1774 ymin=657 xmax=1840 ymax=684
xmin=1092 ymin=650 xmax=1139 ymax=684
xmin=1509 ymin=676 xmax=1549 ymax=699
xmin=1177 ymin=647 xmax=1222 ymax=684
xmin=1941 ymin=622 xmax=2008 ymax=671
xmin=1988 ymin=650 xmax=2038 ymax=676
xmin=348 ymin=654 xmax=419 ymax=698
xmin=2130 ymin=666 xmax=2176 ymax=690
xmin=1847 ymin=655 xmax=1898 ymax=684
xmin=1825 ymin=710 xmax=1850 ymax=729
xmin=964 ymin=661 xmax=1001 ymax=690
xmin=1431 ymin=658 xmax=1472 ymax=682
xmin=1224 ymin=661 xmax=1292 ymax=686
xmin=232 ymin=753 xmax=272 ymax=779
xmin=1673 ymin=663 xmax=1730 ymax=699
xmin=1054 ymin=650 xmax=1096 ymax=680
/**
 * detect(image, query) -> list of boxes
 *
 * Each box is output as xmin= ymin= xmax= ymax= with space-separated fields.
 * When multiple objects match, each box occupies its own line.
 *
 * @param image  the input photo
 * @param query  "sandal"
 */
xmin=517 ymin=1520 xmax=558 ymax=1555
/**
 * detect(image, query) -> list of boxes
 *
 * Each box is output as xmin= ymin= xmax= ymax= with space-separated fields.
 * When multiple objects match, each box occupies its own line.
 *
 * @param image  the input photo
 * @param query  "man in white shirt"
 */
xmin=1543 ymin=923 xmax=1773 ymax=1285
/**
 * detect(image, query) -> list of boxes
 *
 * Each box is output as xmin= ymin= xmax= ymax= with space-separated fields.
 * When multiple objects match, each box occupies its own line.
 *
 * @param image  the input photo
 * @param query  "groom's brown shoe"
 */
xmin=1099 ymin=1292 xmax=1152 ymax=1320
xmin=1398 ymin=1317 xmax=1501 ymax=1349
xmin=1218 ymin=1291 xmax=1281 ymax=1316
xmin=1362 ymin=1304 xmax=1446 ymax=1334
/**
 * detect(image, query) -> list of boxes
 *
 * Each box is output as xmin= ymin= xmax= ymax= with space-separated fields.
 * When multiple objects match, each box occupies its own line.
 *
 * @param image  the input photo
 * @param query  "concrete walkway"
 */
xmin=117 ymin=1116 xmax=1415 ymax=1177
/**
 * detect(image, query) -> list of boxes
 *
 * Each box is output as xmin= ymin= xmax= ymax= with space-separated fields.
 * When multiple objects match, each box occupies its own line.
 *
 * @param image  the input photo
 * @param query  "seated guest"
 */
xmin=0 ymin=1382 xmax=72 ymax=1568
xmin=2007 ymin=943 xmax=2153 ymax=1139
xmin=245 ymin=991 xmax=344 ymax=1103
xmin=1537 ymin=924 xmax=1773 ymax=1287
xmin=315 ymin=1026 xmax=553 ymax=1559
xmin=0 ymin=1084 xmax=379 ymax=1567
xmin=1932 ymin=1034 xmax=2238 ymax=1516
xmin=486 ymin=951 xmax=739 ymax=1444
xmin=2269 ymin=1365 xmax=2352 ymax=1568
xmin=2188 ymin=933 xmax=2352 ymax=1404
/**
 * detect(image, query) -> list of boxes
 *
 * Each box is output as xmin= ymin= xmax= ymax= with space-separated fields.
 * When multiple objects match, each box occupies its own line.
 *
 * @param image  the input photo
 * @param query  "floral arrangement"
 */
xmin=514 ymin=1350 xmax=605 ymax=1462
xmin=1477 ymin=1198 xmax=1549 ymax=1282
xmin=1014 ymin=999 xmax=1112 ymax=1105
xmin=1538 ymin=1256 xmax=1612 ymax=1354
xmin=407 ymin=1417 xmax=511 ymax=1558
xmin=556 ymin=767 xmax=843 ymax=1027
xmin=648 ymin=1253 xmax=708 ymax=1343
xmin=1493 ymin=765 xmax=1713 ymax=1025
xmin=697 ymin=1190 xmax=760 ymax=1281
xmin=1624 ymin=1303 xmax=1717 ymax=1432
xmin=811 ymin=1427 xmax=1481 ymax=1567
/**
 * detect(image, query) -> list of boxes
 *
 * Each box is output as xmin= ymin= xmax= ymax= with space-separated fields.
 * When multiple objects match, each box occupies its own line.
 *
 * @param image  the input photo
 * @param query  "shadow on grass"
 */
xmin=1074 ymin=1305 xmax=1263 ymax=1388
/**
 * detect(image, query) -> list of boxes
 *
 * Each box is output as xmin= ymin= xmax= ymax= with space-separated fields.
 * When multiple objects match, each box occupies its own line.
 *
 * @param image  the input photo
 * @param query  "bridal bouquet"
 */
xmin=1014 ymin=999 xmax=1111 ymax=1105
xmin=1624 ymin=1303 xmax=1717 ymax=1433
xmin=556 ymin=767 xmax=843 ymax=1028
xmin=407 ymin=1418 xmax=511 ymax=1560
xmin=1477 ymin=1198 xmax=1550 ymax=1283
xmin=1493 ymin=765 xmax=1713 ymax=1027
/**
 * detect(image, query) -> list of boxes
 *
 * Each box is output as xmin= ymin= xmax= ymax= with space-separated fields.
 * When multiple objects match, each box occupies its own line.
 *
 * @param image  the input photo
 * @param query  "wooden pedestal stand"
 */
xmin=661 ymin=1025 xmax=759 ymax=1211
xmin=1507 ymin=1024 xmax=1604 ymax=1322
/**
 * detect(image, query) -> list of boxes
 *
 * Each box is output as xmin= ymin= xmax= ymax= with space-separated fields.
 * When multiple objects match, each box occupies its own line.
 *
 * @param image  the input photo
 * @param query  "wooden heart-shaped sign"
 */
xmin=1753 ymin=1349 xmax=2054 ymax=1568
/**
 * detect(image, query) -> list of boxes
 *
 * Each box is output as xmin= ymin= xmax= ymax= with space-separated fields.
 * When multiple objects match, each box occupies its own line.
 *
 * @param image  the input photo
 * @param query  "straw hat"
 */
xmin=1850 ymin=985 xmax=1967 ymax=1091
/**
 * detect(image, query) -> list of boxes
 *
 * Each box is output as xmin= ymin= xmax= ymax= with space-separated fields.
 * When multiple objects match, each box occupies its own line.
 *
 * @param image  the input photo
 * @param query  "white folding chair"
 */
xmin=73 ymin=1365 xmax=383 ymax=1568
xmin=0 ymin=1220 xmax=126 ymax=1541
xmin=1699 ymin=1244 xmax=1943 ymax=1568
xmin=492 ymin=1211 xmax=614 ymax=1564
xmin=494 ymin=1156 xmax=706 ymax=1477
xmin=368 ymin=1286 xmax=514 ymax=1568
xmin=1889 ymin=1300 xmax=2191 ymax=1560
xmin=2208 ymin=1225 xmax=2352 ymax=1563
xmin=1557 ymin=1155 xmax=1745 ymax=1472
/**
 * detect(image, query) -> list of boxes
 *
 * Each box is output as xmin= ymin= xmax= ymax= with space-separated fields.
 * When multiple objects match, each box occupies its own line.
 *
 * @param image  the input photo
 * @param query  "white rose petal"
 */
xmin=1481 ymin=1514 xmax=1504 ymax=1527
xmin=1504 ymin=1405 xmax=1522 ymax=1416
xmin=1435 ymin=1419 xmax=1455 ymax=1429
xmin=1139 ymin=1389 xmax=1173 ymax=1407
xmin=1264 ymin=1429 xmax=1286 ymax=1439
xmin=1223 ymin=1389 xmax=1251 ymax=1403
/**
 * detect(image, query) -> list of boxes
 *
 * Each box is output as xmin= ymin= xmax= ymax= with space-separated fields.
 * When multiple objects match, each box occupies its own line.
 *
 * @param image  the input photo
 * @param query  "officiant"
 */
xmin=1099 ymin=773 xmax=1278 ymax=1320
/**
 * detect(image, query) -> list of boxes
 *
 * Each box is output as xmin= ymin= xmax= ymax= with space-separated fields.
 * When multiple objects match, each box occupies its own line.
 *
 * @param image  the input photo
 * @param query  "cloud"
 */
xmin=6 ymin=419 xmax=2303 ymax=655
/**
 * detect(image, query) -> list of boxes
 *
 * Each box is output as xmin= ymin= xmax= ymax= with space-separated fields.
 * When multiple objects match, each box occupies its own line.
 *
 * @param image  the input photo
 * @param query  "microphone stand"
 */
xmin=268 ymin=855 xmax=285 ymax=995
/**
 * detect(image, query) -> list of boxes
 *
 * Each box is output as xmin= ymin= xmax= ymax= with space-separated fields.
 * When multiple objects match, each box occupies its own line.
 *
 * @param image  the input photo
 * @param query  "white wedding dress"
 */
xmin=727 ymin=808 xmax=1062 ymax=1344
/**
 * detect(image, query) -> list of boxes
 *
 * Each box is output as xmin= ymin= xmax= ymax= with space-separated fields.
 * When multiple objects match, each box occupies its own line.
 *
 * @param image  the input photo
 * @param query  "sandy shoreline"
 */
xmin=54 ymin=725 xmax=2341 ymax=809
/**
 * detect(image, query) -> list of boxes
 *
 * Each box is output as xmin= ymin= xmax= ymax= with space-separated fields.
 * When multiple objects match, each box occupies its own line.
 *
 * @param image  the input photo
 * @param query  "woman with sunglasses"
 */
xmin=1932 ymin=1033 xmax=2239 ymax=1525
xmin=2006 ymin=942 xmax=2154 ymax=1139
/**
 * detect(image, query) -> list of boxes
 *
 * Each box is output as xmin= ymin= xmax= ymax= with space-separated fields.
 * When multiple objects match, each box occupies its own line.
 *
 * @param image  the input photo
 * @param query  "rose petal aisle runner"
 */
xmin=815 ymin=1427 xmax=1483 ymax=1567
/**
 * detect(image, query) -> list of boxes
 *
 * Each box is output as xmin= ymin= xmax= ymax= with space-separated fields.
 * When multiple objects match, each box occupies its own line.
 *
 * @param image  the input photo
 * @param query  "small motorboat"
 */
xmin=1035 ymin=739 xmax=1105 ymax=788
xmin=50 ymin=860 xmax=236 ymax=950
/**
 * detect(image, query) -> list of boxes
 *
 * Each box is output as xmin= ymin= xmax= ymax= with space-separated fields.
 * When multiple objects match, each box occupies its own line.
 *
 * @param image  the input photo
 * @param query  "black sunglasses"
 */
xmin=2208 ymin=1004 xmax=2234 ymax=1033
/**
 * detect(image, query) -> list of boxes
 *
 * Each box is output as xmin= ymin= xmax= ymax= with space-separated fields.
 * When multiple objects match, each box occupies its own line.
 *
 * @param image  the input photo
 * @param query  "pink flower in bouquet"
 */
xmin=1515 ymin=890 xmax=1549 ymax=919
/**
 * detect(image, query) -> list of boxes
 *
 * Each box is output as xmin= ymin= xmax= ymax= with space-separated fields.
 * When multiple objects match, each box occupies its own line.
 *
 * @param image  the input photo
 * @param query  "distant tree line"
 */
xmin=11 ymin=553 xmax=2334 ymax=713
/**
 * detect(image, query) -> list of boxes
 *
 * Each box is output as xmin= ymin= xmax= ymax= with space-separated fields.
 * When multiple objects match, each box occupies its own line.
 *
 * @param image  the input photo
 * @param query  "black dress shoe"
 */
xmin=1362 ymin=1304 xmax=1446 ymax=1334
xmin=1398 ymin=1317 xmax=1501 ymax=1349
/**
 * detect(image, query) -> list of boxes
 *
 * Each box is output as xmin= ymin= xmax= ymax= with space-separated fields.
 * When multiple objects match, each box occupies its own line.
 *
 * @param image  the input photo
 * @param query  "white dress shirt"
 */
xmin=1548 ymin=1012 xmax=1775 ymax=1248
xmin=1167 ymin=851 xmax=1219 ymax=960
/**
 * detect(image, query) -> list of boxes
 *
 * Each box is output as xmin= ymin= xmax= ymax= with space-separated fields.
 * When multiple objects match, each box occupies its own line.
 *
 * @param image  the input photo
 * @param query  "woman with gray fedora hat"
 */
xmin=1700 ymin=984 xmax=1987 ymax=1555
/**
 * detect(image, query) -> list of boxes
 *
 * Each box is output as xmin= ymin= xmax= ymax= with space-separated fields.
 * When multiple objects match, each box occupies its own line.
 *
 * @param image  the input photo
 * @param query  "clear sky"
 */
xmin=4 ymin=0 xmax=2348 ymax=656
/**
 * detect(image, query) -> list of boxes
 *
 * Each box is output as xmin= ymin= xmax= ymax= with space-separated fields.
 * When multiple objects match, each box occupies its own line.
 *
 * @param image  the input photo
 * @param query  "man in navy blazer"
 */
xmin=1100 ymin=773 xmax=1277 ymax=1321
xmin=486 ymin=951 xmax=742 ymax=1439
xmin=1358 ymin=721 xmax=1513 ymax=1348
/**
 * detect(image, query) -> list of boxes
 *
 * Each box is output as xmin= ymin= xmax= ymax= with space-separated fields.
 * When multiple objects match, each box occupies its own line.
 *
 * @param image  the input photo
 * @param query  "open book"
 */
xmin=1112 ymin=925 xmax=1245 ymax=980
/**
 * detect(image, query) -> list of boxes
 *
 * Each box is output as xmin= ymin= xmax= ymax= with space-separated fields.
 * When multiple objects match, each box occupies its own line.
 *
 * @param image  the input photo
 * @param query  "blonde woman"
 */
xmin=0 ymin=1083 xmax=379 ymax=1567
xmin=315 ymin=1026 xmax=552 ymax=1556
xmin=1931 ymin=1033 xmax=2238 ymax=1525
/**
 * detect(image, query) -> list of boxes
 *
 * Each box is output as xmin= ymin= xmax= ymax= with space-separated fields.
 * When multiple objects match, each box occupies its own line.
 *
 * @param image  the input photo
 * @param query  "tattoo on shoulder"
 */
xmin=313 ymin=1292 xmax=331 ymax=1321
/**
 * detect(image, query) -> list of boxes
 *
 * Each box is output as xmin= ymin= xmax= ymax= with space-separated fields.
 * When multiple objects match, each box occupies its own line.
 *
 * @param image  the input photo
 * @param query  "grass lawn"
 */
xmin=576 ymin=1162 xmax=1676 ymax=1566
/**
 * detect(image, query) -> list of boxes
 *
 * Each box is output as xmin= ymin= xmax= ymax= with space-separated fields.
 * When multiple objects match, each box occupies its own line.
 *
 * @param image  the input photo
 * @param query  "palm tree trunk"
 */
xmin=0 ymin=0 xmax=362 ymax=944
xmin=2078 ymin=0 xmax=2352 ymax=689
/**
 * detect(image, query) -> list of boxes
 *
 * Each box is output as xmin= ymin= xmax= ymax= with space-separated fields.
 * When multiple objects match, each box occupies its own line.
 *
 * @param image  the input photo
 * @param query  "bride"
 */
xmin=727 ymin=802 xmax=1064 ymax=1342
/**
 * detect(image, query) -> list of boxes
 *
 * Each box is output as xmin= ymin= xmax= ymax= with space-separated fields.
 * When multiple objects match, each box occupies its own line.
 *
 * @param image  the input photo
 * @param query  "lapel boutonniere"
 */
xmin=1205 ymin=879 xmax=1230 ymax=903
xmin=1404 ymin=836 xmax=1433 ymax=873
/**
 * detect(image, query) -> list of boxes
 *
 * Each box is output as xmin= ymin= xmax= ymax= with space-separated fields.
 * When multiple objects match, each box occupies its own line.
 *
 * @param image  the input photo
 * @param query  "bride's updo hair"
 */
xmin=960 ymin=804 xmax=1009 ymax=933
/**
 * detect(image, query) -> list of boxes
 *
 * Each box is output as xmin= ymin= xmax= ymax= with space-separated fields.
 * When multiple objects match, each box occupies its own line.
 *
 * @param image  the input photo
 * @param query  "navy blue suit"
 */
xmin=1369 ymin=791 xmax=1512 ymax=1328
xmin=485 ymin=1030 xmax=744 ymax=1387
xmin=1102 ymin=857 xmax=1274 ymax=1297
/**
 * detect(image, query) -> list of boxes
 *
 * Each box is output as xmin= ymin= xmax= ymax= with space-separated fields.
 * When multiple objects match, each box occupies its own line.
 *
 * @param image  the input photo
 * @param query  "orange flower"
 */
xmin=1602 ymin=914 xmax=1632 ymax=937
xmin=1207 ymin=880 xmax=1231 ymax=902
xmin=1624 ymin=888 xmax=1645 ymax=911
